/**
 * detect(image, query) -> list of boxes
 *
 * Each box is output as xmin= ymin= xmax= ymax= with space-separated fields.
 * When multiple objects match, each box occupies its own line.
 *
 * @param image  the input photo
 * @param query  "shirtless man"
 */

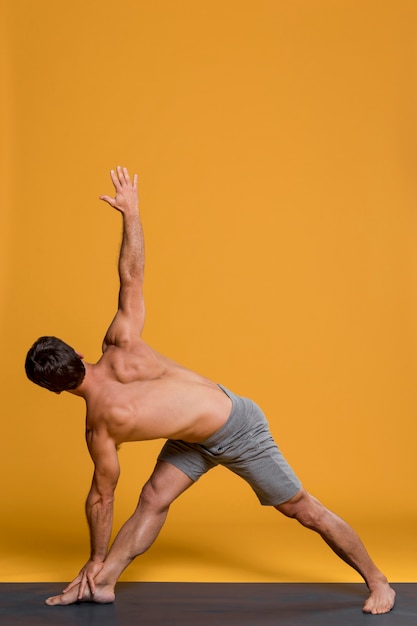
xmin=25 ymin=166 xmax=395 ymax=614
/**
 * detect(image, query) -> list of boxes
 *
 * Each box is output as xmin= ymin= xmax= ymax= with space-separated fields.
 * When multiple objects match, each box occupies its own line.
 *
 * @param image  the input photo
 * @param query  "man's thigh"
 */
xmin=157 ymin=439 xmax=218 ymax=483
xmin=145 ymin=459 xmax=197 ymax=506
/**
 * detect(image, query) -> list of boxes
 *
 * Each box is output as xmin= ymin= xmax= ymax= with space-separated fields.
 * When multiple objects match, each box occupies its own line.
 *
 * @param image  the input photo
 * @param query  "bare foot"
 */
xmin=45 ymin=582 xmax=115 ymax=606
xmin=362 ymin=580 xmax=396 ymax=615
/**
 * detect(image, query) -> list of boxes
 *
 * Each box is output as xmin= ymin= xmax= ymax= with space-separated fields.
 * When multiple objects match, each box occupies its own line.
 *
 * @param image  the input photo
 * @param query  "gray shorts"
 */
xmin=157 ymin=385 xmax=301 ymax=506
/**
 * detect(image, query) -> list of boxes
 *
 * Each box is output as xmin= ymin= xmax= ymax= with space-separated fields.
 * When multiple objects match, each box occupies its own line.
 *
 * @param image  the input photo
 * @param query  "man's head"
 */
xmin=25 ymin=336 xmax=86 ymax=393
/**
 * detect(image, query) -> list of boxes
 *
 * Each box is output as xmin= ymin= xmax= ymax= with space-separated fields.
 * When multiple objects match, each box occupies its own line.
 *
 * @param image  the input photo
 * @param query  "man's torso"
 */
xmin=85 ymin=340 xmax=232 ymax=445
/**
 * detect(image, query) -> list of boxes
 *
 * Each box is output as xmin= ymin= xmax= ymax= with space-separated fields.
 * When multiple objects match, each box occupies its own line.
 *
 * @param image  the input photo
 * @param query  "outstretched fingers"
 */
xmin=114 ymin=165 xmax=133 ymax=187
xmin=109 ymin=166 xmax=129 ymax=190
xmin=99 ymin=166 xmax=139 ymax=212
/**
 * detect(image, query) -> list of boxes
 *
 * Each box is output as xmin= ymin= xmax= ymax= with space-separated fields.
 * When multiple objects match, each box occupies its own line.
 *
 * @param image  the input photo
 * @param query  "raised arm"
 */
xmin=100 ymin=166 xmax=145 ymax=351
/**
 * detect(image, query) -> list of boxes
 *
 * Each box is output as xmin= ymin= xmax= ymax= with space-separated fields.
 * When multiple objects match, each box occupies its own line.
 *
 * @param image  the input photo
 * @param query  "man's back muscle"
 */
xmin=85 ymin=340 xmax=232 ymax=445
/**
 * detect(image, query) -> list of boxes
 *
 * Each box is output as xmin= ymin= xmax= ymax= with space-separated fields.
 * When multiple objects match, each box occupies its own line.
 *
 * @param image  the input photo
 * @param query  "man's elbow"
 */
xmin=100 ymin=492 xmax=115 ymax=507
xmin=88 ymin=487 xmax=115 ymax=508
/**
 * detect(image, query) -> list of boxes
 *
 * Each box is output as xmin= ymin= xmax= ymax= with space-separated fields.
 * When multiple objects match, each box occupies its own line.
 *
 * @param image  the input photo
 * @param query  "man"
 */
xmin=25 ymin=166 xmax=395 ymax=614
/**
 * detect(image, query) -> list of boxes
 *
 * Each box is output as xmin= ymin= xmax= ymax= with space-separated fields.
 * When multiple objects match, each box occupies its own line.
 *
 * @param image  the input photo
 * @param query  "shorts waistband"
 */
xmin=199 ymin=384 xmax=252 ymax=448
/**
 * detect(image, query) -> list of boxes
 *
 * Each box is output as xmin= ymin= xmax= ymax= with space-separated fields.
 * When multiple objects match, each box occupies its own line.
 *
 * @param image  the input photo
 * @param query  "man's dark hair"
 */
xmin=25 ymin=336 xmax=86 ymax=393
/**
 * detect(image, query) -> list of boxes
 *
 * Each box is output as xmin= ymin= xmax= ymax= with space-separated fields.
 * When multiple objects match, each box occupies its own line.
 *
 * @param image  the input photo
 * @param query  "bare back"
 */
xmin=84 ymin=339 xmax=232 ymax=445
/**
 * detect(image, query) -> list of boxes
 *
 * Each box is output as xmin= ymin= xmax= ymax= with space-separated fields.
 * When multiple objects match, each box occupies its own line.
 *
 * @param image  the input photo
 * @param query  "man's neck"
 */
xmin=66 ymin=361 xmax=93 ymax=398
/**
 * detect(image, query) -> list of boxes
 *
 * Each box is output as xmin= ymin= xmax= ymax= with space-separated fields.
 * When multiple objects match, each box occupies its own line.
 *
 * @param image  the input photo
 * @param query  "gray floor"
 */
xmin=0 ymin=582 xmax=415 ymax=626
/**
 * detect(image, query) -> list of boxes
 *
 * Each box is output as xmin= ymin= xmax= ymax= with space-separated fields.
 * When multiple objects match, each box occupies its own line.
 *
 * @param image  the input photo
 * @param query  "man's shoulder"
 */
xmin=102 ymin=336 xmax=150 ymax=356
xmin=101 ymin=339 xmax=169 ymax=381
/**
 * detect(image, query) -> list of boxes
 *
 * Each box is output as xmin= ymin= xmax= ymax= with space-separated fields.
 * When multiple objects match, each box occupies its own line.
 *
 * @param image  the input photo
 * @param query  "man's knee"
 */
xmin=138 ymin=477 xmax=171 ymax=514
xmin=276 ymin=488 xmax=327 ymax=530
xmin=137 ymin=462 xmax=193 ymax=514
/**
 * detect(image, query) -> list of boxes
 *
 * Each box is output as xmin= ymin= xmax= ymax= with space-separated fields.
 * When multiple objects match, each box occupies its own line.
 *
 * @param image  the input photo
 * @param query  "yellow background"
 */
xmin=1 ymin=0 xmax=417 ymax=583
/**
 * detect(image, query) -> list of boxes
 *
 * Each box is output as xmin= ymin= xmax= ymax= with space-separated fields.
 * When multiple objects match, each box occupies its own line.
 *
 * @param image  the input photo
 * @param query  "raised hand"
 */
xmin=100 ymin=166 xmax=138 ymax=214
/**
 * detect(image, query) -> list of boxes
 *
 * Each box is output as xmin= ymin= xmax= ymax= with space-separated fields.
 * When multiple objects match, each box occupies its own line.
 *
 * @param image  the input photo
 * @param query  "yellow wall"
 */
xmin=2 ymin=0 xmax=417 ymax=582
